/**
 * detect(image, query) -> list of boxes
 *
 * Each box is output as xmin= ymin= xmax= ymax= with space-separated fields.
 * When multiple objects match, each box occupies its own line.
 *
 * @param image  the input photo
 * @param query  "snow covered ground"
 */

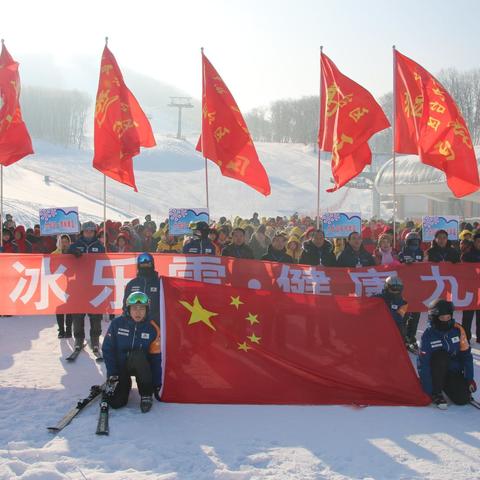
xmin=2 ymin=137 xmax=374 ymax=226
xmin=1 ymin=313 xmax=479 ymax=479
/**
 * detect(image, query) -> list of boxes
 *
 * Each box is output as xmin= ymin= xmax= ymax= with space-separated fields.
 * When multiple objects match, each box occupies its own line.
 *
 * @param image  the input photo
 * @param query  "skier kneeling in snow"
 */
xmin=102 ymin=291 xmax=162 ymax=413
xmin=417 ymin=299 xmax=476 ymax=409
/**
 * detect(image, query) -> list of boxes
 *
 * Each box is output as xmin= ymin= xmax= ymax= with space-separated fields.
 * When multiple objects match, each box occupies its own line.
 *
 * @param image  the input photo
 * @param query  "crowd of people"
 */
xmin=1 ymin=210 xmax=479 ymax=411
xmin=3 ymin=211 xmax=479 ymax=346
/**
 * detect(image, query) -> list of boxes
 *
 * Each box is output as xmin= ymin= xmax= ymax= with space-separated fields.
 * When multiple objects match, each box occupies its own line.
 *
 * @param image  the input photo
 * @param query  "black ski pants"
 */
xmin=72 ymin=313 xmax=102 ymax=346
xmin=108 ymin=350 xmax=153 ymax=409
xmin=461 ymin=310 xmax=480 ymax=343
xmin=430 ymin=350 xmax=470 ymax=405
xmin=405 ymin=312 xmax=421 ymax=343
xmin=56 ymin=314 xmax=72 ymax=334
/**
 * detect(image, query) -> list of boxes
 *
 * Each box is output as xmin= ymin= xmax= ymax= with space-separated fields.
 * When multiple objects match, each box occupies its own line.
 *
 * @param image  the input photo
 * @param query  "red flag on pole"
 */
xmin=93 ymin=45 xmax=155 ymax=191
xmin=196 ymin=51 xmax=271 ymax=196
xmin=161 ymin=277 xmax=430 ymax=406
xmin=0 ymin=41 xmax=33 ymax=166
xmin=395 ymin=50 xmax=479 ymax=198
xmin=318 ymin=53 xmax=390 ymax=192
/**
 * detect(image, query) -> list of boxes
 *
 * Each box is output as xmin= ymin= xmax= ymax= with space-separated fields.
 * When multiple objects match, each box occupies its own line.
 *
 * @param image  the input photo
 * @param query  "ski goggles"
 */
xmin=126 ymin=291 xmax=150 ymax=307
xmin=137 ymin=253 xmax=153 ymax=264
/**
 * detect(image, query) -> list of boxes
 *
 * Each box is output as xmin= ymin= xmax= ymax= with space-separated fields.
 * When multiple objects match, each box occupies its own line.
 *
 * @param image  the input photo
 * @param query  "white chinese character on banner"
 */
xmin=90 ymin=257 xmax=137 ymax=309
xmin=276 ymin=265 xmax=331 ymax=295
xmin=420 ymin=265 xmax=474 ymax=307
xmin=168 ymin=256 xmax=226 ymax=284
xmin=349 ymin=268 xmax=398 ymax=296
xmin=9 ymin=258 xmax=68 ymax=310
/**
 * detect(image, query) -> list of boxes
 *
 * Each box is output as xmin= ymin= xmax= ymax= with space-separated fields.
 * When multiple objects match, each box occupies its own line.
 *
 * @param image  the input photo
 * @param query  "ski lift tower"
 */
xmin=168 ymin=97 xmax=193 ymax=139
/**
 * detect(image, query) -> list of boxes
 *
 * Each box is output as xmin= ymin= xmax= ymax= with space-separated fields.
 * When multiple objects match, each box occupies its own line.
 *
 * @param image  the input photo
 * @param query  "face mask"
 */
xmin=433 ymin=318 xmax=453 ymax=331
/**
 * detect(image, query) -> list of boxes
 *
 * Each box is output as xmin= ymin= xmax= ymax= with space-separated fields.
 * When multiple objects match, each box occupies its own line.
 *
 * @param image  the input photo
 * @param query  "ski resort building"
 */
xmin=374 ymin=147 xmax=480 ymax=219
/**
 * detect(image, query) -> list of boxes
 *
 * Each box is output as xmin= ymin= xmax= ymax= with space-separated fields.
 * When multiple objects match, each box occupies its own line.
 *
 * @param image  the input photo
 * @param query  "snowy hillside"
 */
xmin=0 ymin=313 xmax=479 ymax=479
xmin=3 ymin=137 xmax=372 ymax=226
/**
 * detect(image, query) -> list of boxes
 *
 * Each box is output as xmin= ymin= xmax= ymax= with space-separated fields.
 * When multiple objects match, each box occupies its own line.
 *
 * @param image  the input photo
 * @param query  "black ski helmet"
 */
xmin=383 ymin=275 xmax=403 ymax=295
xmin=137 ymin=252 xmax=155 ymax=272
xmin=428 ymin=298 xmax=454 ymax=330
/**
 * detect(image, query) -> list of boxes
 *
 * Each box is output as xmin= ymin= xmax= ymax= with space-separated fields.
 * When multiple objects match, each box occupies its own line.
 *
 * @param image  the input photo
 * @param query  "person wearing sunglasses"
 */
xmin=123 ymin=252 xmax=160 ymax=325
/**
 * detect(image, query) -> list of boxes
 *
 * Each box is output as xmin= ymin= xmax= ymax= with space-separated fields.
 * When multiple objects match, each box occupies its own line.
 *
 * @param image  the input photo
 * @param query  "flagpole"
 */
xmin=101 ymin=36 xmax=108 ymax=253
xmin=392 ymin=45 xmax=397 ymax=249
xmin=316 ymin=46 xmax=323 ymax=230
xmin=0 ymin=39 xmax=3 ymax=247
xmin=0 ymin=165 xmax=3 ymax=247
xmin=200 ymin=47 xmax=210 ymax=213
xmin=204 ymin=157 xmax=210 ymax=212
xmin=103 ymin=174 xmax=107 ymax=252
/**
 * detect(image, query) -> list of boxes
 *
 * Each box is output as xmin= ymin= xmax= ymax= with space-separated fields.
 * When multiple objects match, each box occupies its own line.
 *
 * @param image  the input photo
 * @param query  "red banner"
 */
xmin=0 ymin=254 xmax=478 ymax=315
xmin=161 ymin=277 xmax=430 ymax=406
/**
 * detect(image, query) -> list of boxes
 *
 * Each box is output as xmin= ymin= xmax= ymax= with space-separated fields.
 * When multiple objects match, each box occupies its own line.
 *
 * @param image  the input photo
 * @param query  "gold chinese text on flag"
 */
xmin=93 ymin=45 xmax=156 ymax=191
xmin=196 ymin=51 xmax=271 ymax=196
xmin=0 ymin=41 xmax=33 ymax=166
xmin=318 ymin=53 xmax=390 ymax=192
xmin=395 ymin=50 xmax=479 ymax=198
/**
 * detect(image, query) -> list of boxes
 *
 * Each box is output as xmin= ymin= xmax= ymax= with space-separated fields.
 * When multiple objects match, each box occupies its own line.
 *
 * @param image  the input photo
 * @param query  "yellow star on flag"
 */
xmin=246 ymin=313 xmax=259 ymax=326
xmin=238 ymin=341 xmax=251 ymax=352
xmin=179 ymin=296 xmax=218 ymax=331
xmin=247 ymin=333 xmax=261 ymax=344
xmin=230 ymin=296 xmax=244 ymax=310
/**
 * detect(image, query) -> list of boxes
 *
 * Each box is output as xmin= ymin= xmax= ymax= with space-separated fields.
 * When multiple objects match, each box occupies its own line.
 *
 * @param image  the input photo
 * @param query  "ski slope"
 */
xmin=2 ymin=138 xmax=373 ymax=226
xmin=0 ymin=313 xmax=479 ymax=479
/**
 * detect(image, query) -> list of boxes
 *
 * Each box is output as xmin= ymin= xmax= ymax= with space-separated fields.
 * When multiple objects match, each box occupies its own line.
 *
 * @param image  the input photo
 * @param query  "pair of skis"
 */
xmin=66 ymin=343 xmax=103 ymax=363
xmin=47 ymin=378 xmax=118 ymax=435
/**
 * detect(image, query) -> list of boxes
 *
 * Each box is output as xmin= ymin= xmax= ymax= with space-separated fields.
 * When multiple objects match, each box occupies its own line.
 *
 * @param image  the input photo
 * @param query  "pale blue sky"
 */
xmin=2 ymin=0 xmax=479 ymax=110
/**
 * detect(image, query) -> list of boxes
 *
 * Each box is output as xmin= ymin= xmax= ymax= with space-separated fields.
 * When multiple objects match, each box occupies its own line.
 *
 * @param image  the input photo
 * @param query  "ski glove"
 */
xmin=468 ymin=380 xmax=477 ymax=393
xmin=72 ymin=248 xmax=83 ymax=258
xmin=105 ymin=376 xmax=119 ymax=396
xmin=154 ymin=386 xmax=161 ymax=402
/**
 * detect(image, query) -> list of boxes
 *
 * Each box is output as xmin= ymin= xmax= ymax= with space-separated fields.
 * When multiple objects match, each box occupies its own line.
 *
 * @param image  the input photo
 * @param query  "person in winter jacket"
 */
xmin=13 ymin=226 xmax=32 ymax=253
xmin=261 ymin=233 xmax=294 ymax=263
xmin=123 ymin=253 xmax=160 ymax=325
xmin=398 ymin=231 xmax=424 ymax=264
xmin=373 ymin=234 xmax=399 ymax=266
xmin=68 ymin=221 xmax=105 ymax=351
xmin=286 ymin=235 xmax=302 ymax=263
xmin=373 ymin=276 xmax=408 ymax=336
xmin=248 ymin=224 xmax=270 ymax=259
xmin=398 ymin=231 xmax=424 ymax=350
xmin=426 ymin=229 xmax=460 ymax=263
xmin=115 ymin=233 xmax=132 ymax=253
xmin=333 ymin=238 xmax=346 ymax=257
xmin=182 ymin=221 xmax=216 ymax=255
xmin=221 ymin=228 xmax=255 ymax=259
xmin=417 ymin=299 xmax=476 ymax=408
xmin=156 ymin=231 xmax=183 ymax=253
xmin=461 ymin=232 xmax=480 ymax=342
xmin=52 ymin=234 xmax=73 ymax=338
xmin=1 ymin=229 xmax=18 ymax=253
xmin=336 ymin=231 xmax=375 ymax=267
xmin=299 ymin=230 xmax=336 ymax=267
xmin=102 ymin=291 xmax=162 ymax=413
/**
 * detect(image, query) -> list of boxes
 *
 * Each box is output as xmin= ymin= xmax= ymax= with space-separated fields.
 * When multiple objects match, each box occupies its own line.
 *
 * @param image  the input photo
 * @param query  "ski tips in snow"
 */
xmin=47 ymin=383 xmax=105 ymax=433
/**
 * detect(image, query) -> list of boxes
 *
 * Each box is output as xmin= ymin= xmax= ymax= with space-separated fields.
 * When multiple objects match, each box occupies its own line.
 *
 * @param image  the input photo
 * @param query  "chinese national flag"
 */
xmin=196 ymin=52 xmax=271 ymax=196
xmin=319 ymin=53 xmax=390 ymax=192
xmin=0 ymin=42 xmax=33 ymax=166
xmin=93 ymin=46 xmax=155 ymax=191
xmin=395 ymin=50 xmax=479 ymax=197
xmin=160 ymin=277 xmax=430 ymax=406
